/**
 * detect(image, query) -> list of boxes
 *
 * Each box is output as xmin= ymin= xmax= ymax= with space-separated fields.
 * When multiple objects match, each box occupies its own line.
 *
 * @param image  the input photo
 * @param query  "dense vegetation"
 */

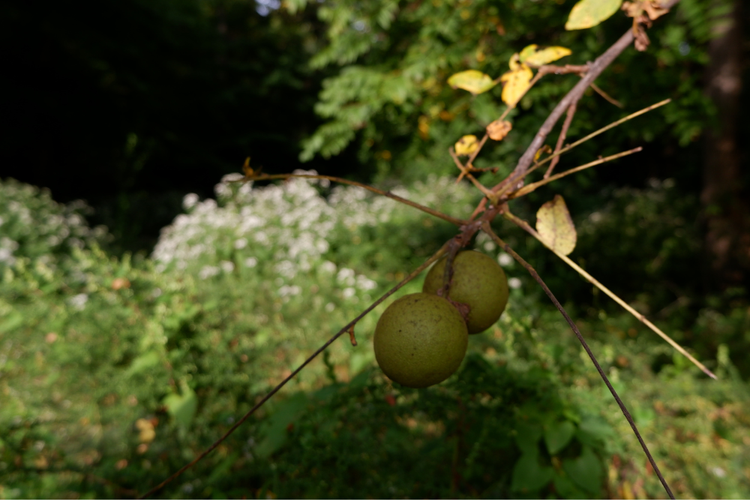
xmin=2 ymin=0 xmax=750 ymax=498
xmin=2 ymin=173 xmax=749 ymax=498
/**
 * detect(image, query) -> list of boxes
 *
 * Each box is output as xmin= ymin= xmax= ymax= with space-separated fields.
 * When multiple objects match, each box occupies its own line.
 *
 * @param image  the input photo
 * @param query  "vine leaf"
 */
xmin=565 ymin=0 xmax=623 ymax=30
xmin=454 ymin=135 xmax=479 ymax=156
xmin=521 ymin=45 xmax=573 ymax=67
xmin=447 ymin=70 xmax=497 ymax=95
xmin=536 ymin=195 xmax=577 ymax=256
xmin=544 ymin=420 xmax=576 ymax=455
xmin=162 ymin=383 xmax=198 ymax=430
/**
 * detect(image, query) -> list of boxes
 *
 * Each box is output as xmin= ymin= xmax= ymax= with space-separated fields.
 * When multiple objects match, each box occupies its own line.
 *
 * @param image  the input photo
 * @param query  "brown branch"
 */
xmin=489 ymin=29 xmax=636 ymax=197
xmin=545 ymin=100 xmax=578 ymax=178
xmin=590 ymin=82 xmax=624 ymax=108
xmin=481 ymin=222 xmax=675 ymax=500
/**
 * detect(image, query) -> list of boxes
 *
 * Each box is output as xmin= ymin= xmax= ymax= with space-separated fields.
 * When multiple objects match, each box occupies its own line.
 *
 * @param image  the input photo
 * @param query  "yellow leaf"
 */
xmin=536 ymin=195 xmax=577 ymax=255
xmin=447 ymin=70 xmax=497 ymax=95
xmin=499 ymin=64 xmax=533 ymax=106
xmin=565 ymin=0 xmax=622 ymax=30
xmin=524 ymin=46 xmax=572 ymax=66
xmin=508 ymin=53 xmax=522 ymax=71
xmin=454 ymin=135 xmax=479 ymax=156
xmin=518 ymin=44 xmax=538 ymax=63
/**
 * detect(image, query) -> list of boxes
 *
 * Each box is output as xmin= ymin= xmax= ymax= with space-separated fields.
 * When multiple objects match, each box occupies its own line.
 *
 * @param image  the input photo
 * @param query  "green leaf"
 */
xmin=562 ymin=445 xmax=603 ymax=494
xmin=553 ymin=472 xmax=588 ymax=498
xmin=576 ymin=416 xmax=614 ymax=447
xmin=511 ymin=450 xmax=554 ymax=493
xmin=0 ymin=312 xmax=24 ymax=333
xmin=514 ymin=422 xmax=543 ymax=455
xmin=447 ymin=70 xmax=497 ymax=95
xmin=544 ymin=420 xmax=576 ymax=455
xmin=126 ymin=351 xmax=161 ymax=377
xmin=255 ymin=392 xmax=309 ymax=459
xmin=565 ymin=0 xmax=623 ymax=30
xmin=163 ymin=383 xmax=198 ymax=430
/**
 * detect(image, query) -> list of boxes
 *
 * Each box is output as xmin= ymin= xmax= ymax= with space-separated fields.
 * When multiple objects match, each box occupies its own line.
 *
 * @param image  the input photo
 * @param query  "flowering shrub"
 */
xmin=0 ymin=178 xmax=109 ymax=271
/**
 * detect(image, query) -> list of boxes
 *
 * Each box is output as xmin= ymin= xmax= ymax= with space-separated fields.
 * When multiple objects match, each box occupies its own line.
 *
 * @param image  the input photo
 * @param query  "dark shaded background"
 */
xmin=2 ymin=0 xmax=748 ymax=295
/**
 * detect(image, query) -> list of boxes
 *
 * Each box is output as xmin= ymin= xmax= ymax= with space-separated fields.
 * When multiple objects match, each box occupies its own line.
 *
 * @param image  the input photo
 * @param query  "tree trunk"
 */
xmin=702 ymin=0 xmax=749 ymax=291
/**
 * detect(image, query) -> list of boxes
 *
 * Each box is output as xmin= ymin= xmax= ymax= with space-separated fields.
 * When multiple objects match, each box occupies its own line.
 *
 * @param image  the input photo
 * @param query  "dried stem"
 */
xmin=509 ymin=147 xmax=643 ymax=199
xmin=502 ymin=210 xmax=717 ymax=380
xmin=241 ymin=173 xmax=469 ymax=227
xmin=481 ymin=222 xmax=675 ymax=500
xmin=590 ymin=82 xmax=624 ymax=108
xmin=137 ymin=244 xmax=450 ymax=498
xmin=545 ymin=100 xmax=578 ymax=178
xmin=490 ymin=29 xmax=637 ymax=198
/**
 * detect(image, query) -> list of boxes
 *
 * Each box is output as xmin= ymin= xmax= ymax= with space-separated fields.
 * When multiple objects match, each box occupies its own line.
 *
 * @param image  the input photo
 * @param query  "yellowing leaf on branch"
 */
xmin=518 ymin=44 xmax=539 ymax=63
xmin=486 ymin=120 xmax=512 ymax=141
xmin=536 ymin=195 xmax=577 ymax=255
xmin=447 ymin=70 xmax=497 ymax=95
xmin=499 ymin=64 xmax=533 ymax=106
xmin=523 ymin=46 xmax=572 ymax=67
xmin=565 ymin=0 xmax=623 ymax=30
xmin=454 ymin=135 xmax=479 ymax=156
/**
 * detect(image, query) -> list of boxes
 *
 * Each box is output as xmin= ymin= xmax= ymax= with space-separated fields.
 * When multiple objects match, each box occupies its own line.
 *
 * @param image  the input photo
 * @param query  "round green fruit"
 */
xmin=423 ymin=250 xmax=509 ymax=334
xmin=374 ymin=293 xmax=468 ymax=388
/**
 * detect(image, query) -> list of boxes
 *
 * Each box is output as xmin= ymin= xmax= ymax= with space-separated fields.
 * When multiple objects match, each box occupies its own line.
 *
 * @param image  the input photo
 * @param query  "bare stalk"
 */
xmin=481 ymin=222 xmax=675 ymax=500
xmin=502 ymin=210 xmax=717 ymax=380
xmin=240 ymin=173 xmax=469 ymax=227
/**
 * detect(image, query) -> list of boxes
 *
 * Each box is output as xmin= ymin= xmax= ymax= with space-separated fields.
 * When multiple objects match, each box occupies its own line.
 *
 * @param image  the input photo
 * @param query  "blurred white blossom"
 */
xmin=68 ymin=293 xmax=89 ymax=310
xmin=498 ymin=253 xmax=513 ymax=267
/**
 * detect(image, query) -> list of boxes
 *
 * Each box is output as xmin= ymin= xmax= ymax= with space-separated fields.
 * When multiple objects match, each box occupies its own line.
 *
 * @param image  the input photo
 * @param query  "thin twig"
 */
xmin=488 ymin=29 xmax=637 ymax=200
xmin=448 ymin=148 xmax=496 ymax=199
xmin=502 ymin=210 xmax=717 ymax=380
xmin=590 ymin=82 xmax=624 ymax=108
xmin=481 ymin=222 xmax=675 ymax=500
xmin=137 ymin=244 xmax=450 ymax=498
xmin=509 ymin=147 xmax=643 ymax=199
xmin=545 ymin=100 xmax=578 ymax=178
xmin=492 ymin=99 xmax=671 ymax=200
xmin=240 ymin=173 xmax=469 ymax=227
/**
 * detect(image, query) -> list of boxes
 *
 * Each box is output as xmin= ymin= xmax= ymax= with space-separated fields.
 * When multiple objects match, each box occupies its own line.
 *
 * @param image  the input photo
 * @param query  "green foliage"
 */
xmin=2 ymin=176 xmax=750 ymax=498
xmin=296 ymin=0 xmax=720 ymax=184
xmin=0 ymin=179 xmax=110 ymax=271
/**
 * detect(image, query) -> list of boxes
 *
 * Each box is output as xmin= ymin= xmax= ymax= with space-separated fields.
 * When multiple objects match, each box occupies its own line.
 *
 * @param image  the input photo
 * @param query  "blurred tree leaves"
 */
xmin=296 ymin=0 xmax=718 ymax=190
xmin=0 ymin=0 xmax=353 ymax=253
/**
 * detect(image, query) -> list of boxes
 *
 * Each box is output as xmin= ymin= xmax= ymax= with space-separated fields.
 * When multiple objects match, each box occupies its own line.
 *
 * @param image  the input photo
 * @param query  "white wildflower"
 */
xmin=199 ymin=265 xmax=220 ymax=280
xmin=508 ymin=277 xmax=522 ymax=289
xmin=244 ymin=257 xmax=258 ymax=268
xmin=182 ymin=193 xmax=199 ymax=210
xmin=234 ymin=238 xmax=248 ymax=250
xmin=220 ymin=260 xmax=235 ymax=273
xmin=320 ymin=261 xmax=337 ymax=274
xmin=498 ymin=253 xmax=513 ymax=267
xmin=68 ymin=293 xmax=89 ymax=311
